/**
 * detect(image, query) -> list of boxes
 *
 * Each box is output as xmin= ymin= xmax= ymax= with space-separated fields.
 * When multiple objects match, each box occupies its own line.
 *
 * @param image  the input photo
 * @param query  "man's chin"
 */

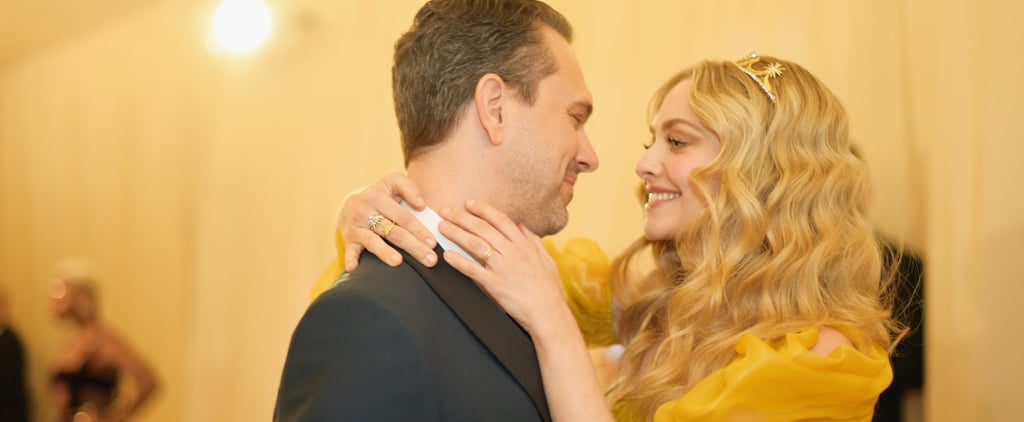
xmin=531 ymin=209 xmax=569 ymax=237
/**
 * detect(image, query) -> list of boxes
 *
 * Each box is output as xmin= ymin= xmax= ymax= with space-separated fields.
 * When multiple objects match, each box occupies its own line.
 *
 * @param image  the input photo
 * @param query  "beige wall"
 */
xmin=0 ymin=0 xmax=1020 ymax=420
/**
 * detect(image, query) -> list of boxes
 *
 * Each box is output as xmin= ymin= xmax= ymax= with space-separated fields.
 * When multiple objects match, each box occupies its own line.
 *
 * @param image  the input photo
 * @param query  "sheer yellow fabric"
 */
xmin=542 ymin=237 xmax=616 ymax=348
xmin=310 ymin=229 xmax=346 ymax=301
xmin=652 ymin=328 xmax=892 ymax=422
xmin=310 ymin=233 xmax=616 ymax=346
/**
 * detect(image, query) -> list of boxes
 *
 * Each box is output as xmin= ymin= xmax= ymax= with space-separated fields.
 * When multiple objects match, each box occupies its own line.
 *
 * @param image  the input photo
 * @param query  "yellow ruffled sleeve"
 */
xmin=543 ymin=237 xmax=617 ymax=348
xmin=310 ymin=229 xmax=346 ymax=301
xmin=654 ymin=328 xmax=892 ymax=422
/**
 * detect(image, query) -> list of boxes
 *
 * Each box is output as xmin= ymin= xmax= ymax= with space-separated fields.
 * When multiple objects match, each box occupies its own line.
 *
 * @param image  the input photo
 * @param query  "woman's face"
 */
xmin=635 ymin=78 xmax=722 ymax=241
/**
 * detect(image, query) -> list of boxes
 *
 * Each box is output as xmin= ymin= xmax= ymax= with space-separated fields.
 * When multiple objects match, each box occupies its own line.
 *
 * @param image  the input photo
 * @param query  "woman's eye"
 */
xmin=645 ymin=136 xmax=690 ymax=150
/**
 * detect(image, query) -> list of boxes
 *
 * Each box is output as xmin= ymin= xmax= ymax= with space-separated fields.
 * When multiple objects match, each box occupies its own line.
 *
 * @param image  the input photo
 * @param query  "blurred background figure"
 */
xmin=874 ymin=240 xmax=925 ymax=422
xmin=0 ymin=286 xmax=31 ymax=422
xmin=49 ymin=258 xmax=158 ymax=422
xmin=850 ymin=144 xmax=926 ymax=422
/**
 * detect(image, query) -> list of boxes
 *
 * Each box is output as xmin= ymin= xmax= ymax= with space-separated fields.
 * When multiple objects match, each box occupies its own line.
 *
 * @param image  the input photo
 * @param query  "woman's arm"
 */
xmin=331 ymin=176 xmax=618 ymax=346
xmin=438 ymin=200 xmax=614 ymax=422
xmin=103 ymin=329 xmax=158 ymax=422
xmin=529 ymin=304 xmax=614 ymax=422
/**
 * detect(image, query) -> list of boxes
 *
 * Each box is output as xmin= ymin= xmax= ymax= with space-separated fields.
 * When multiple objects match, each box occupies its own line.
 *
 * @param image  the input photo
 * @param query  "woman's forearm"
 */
xmin=532 ymin=306 xmax=615 ymax=422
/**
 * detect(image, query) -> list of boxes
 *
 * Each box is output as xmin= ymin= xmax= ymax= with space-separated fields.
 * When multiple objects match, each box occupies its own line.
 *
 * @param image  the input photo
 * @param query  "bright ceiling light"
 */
xmin=210 ymin=0 xmax=273 ymax=54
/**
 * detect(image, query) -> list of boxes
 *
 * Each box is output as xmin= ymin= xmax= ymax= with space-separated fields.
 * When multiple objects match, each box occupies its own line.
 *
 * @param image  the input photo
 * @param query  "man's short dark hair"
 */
xmin=392 ymin=0 xmax=573 ymax=165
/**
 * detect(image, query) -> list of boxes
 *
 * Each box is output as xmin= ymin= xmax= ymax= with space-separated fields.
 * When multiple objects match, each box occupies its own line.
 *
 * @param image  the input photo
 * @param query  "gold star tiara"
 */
xmin=732 ymin=51 xmax=784 ymax=102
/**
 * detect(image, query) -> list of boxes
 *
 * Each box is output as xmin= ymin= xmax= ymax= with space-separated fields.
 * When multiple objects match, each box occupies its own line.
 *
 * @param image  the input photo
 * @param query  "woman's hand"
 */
xmin=439 ymin=199 xmax=614 ymax=422
xmin=437 ymin=199 xmax=569 ymax=336
xmin=338 ymin=173 xmax=438 ymax=271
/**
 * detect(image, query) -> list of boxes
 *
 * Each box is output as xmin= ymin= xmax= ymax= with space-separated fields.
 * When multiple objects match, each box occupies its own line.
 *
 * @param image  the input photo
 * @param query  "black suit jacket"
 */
xmin=275 ymin=246 xmax=551 ymax=422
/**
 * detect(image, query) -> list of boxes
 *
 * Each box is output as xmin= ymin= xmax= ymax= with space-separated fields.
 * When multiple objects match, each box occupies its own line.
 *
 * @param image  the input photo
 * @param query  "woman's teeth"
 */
xmin=647 ymin=192 xmax=681 ymax=202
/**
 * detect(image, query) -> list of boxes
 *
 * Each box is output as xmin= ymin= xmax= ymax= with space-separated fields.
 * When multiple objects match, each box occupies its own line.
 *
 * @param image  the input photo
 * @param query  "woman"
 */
xmin=325 ymin=53 xmax=898 ymax=421
xmin=50 ymin=266 xmax=158 ymax=422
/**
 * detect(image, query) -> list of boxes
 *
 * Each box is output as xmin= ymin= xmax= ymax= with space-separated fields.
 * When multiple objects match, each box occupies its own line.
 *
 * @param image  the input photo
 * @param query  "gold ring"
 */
xmin=482 ymin=246 xmax=493 ymax=261
xmin=368 ymin=212 xmax=395 ymax=237
xmin=378 ymin=219 xmax=395 ymax=237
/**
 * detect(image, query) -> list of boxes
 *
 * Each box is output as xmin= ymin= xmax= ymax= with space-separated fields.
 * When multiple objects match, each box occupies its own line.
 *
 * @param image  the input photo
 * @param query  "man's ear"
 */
xmin=474 ymin=73 xmax=507 ymax=146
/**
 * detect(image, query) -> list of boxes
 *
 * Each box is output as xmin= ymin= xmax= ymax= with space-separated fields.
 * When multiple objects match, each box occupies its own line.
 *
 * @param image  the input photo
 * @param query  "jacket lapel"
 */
xmin=405 ymin=246 xmax=551 ymax=422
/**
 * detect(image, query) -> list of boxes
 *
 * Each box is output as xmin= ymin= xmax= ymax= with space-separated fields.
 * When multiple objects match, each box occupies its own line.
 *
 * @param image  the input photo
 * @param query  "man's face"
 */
xmin=499 ymin=26 xmax=599 ymax=236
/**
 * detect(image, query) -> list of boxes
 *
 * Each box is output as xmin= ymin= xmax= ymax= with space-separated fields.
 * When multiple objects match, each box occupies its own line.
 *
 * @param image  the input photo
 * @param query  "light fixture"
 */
xmin=208 ymin=0 xmax=274 ymax=55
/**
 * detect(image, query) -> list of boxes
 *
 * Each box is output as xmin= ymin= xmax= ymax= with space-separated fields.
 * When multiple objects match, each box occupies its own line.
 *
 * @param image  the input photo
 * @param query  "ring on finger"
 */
xmin=482 ymin=245 xmax=494 ymax=261
xmin=378 ymin=219 xmax=395 ymax=237
xmin=368 ymin=212 xmax=396 ymax=237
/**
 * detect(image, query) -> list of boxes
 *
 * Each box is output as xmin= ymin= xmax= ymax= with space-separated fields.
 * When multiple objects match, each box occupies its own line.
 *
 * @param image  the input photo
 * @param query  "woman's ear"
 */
xmin=474 ymin=73 xmax=507 ymax=146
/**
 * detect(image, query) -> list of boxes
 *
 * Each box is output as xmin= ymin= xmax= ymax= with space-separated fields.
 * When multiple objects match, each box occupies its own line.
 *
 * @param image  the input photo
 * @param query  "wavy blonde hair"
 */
xmin=607 ymin=57 xmax=897 ymax=420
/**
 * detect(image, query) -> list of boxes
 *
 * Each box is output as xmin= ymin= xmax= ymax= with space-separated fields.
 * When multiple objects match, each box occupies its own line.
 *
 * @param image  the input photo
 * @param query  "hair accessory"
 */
xmin=732 ymin=51 xmax=784 ymax=102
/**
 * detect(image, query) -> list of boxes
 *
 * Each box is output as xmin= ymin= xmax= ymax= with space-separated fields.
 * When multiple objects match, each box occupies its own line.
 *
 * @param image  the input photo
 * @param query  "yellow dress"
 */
xmin=652 ymin=328 xmax=892 ymax=421
xmin=312 ymin=234 xmax=892 ymax=421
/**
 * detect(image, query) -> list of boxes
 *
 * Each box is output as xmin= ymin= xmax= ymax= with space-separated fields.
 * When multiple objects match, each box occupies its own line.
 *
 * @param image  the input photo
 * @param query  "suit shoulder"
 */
xmin=283 ymin=259 xmax=429 ymax=372
xmin=313 ymin=256 xmax=434 ymax=314
xmin=277 ymin=261 xmax=440 ymax=421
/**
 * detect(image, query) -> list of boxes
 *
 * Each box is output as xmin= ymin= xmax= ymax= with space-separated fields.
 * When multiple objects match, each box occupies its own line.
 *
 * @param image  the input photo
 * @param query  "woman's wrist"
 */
xmin=528 ymin=305 xmax=581 ymax=346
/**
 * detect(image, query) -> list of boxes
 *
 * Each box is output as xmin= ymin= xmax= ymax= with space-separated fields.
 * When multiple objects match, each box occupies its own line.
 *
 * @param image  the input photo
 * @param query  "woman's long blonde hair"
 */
xmin=608 ymin=56 xmax=897 ymax=420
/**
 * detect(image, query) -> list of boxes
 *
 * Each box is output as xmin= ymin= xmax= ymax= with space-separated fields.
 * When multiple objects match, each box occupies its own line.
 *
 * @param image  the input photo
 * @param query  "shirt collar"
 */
xmin=402 ymin=201 xmax=480 ymax=265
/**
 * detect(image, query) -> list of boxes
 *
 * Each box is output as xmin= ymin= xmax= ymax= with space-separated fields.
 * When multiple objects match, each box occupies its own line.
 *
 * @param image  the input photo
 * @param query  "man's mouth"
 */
xmin=564 ymin=171 xmax=578 ymax=187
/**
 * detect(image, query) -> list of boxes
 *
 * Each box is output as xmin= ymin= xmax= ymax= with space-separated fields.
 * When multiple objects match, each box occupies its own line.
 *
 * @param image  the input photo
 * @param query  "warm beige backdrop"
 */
xmin=1 ymin=0 xmax=1021 ymax=421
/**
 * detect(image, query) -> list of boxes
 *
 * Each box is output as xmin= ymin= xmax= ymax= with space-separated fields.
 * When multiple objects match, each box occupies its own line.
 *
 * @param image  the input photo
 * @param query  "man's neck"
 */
xmin=405 ymin=153 xmax=493 ymax=214
xmin=404 ymin=148 xmax=499 ymax=266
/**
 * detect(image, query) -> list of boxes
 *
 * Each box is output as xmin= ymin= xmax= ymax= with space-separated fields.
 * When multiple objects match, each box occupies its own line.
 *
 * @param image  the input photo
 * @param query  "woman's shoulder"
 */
xmin=738 ymin=326 xmax=883 ymax=364
xmin=808 ymin=325 xmax=855 ymax=356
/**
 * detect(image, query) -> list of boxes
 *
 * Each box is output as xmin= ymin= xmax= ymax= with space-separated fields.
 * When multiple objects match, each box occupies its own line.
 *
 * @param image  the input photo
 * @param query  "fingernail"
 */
xmin=439 ymin=207 xmax=451 ymax=216
xmin=466 ymin=199 xmax=476 ymax=207
xmin=425 ymin=253 xmax=437 ymax=265
xmin=426 ymin=238 xmax=437 ymax=248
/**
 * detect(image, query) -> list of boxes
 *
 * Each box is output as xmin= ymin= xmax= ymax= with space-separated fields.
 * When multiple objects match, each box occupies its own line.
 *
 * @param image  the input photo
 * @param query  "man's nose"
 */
xmin=576 ymin=134 xmax=599 ymax=173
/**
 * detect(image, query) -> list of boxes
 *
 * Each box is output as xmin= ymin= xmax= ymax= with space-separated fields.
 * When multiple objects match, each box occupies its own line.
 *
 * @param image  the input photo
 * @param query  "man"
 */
xmin=274 ymin=0 xmax=598 ymax=421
